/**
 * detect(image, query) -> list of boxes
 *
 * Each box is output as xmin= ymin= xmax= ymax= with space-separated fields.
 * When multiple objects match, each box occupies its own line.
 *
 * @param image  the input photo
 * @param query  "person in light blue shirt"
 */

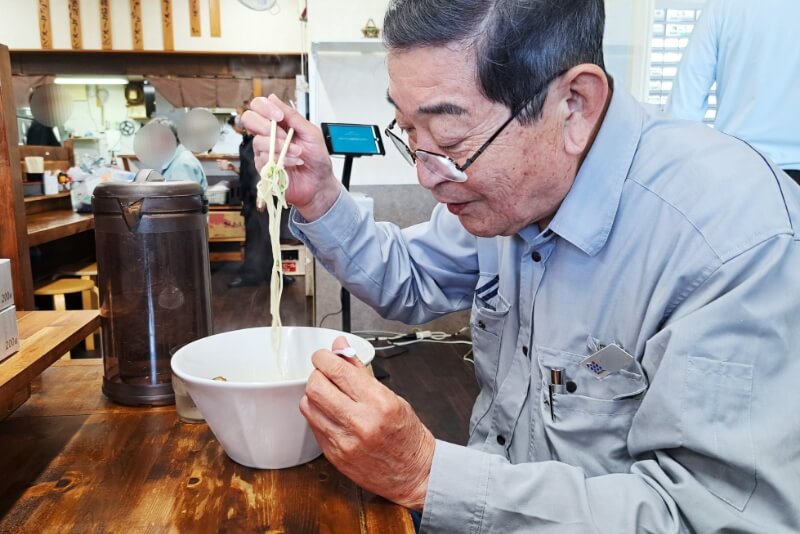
xmin=149 ymin=117 xmax=208 ymax=191
xmin=668 ymin=0 xmax=800 ymax=182
xmin=243 ymin=0 xmax=800 ymax=532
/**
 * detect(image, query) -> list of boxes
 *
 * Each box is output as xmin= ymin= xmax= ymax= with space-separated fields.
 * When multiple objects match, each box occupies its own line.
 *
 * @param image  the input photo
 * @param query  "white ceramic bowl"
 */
xmin=171 ymin=326 xmax=375 ymax=469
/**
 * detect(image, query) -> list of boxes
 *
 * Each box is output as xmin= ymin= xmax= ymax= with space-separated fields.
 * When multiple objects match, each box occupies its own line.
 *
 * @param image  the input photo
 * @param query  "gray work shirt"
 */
xmin=291 ymin=88 xmax=800 ymax=533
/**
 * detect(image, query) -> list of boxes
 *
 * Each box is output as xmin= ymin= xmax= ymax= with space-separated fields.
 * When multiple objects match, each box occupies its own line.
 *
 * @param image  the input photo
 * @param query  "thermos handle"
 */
xmin=133 ymin=169 xmax=165 ymax=183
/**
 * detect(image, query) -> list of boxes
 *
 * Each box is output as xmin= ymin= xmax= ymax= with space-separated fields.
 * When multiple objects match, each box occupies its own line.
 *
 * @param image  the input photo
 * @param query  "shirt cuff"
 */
xmin=288 ymin=186 xmax=361 ymax=256
xmin=421 ymin=440 xmax=492 ymax=534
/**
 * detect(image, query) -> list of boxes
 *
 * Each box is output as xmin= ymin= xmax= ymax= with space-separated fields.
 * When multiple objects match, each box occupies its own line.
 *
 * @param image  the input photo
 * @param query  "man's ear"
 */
xmin=559 ymin=65 xmax=610 ymax=156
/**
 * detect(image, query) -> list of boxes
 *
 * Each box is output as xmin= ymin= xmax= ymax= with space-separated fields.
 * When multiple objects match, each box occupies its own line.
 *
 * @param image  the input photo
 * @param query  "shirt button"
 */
xmin=531 ymin=251 xmax=542 ymax=262
xmin=496 ymin=435 xmax=506 ymax=446
xmin=522 ymin=346 xmax=529 ymax=356
xmin=477 ymin=320 xmax=486 ymax=330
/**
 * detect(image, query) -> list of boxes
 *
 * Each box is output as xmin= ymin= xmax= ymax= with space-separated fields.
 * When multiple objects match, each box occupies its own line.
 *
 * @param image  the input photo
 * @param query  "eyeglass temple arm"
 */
xmin=461 ymin=104 xmax=527 ymax=171
xmin=386 ymin=119 xmax=416 ymax=161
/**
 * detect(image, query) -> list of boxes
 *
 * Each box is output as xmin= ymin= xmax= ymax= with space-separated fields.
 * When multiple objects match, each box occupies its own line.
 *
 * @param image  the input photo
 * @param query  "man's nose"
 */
xmin=416 ymin=160 xmax=450 ymax=190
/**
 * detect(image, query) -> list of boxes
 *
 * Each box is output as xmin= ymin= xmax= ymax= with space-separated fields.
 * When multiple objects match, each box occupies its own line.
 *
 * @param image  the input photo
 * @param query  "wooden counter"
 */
xmin=26 ymin=209 xmax=95 ymax=247
xmin=0 ymin=311 xmax=100 ymax=408
xmin=0 ymin=360 xmax=414 ymax=533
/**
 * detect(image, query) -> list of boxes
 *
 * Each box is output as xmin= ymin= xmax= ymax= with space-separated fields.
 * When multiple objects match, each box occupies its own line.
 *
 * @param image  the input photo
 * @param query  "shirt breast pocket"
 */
xmin=468 ymin=288 xmax=509 ymax=433
xmin=536 ymin=346 xmax=648 ymax=476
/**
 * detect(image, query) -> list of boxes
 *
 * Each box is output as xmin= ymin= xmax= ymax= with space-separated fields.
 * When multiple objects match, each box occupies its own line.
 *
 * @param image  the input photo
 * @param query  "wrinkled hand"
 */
xmin=300 ymin=337 xmax=435 ymax=511
xmin=241 ymin=95 xmax=341 ymax=221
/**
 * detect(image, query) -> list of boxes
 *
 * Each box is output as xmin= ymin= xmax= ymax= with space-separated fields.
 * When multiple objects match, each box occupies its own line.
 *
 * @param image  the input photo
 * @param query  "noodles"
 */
xmin=256 ymin=121 xmax=294 ymax=374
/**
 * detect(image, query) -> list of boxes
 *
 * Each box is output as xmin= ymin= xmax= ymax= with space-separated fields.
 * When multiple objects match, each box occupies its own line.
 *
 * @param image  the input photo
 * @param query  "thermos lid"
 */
xmin=93 ymin=181 xmax=207 ymax=233
xmin=93 ymin=181 xmax=206 ymax=214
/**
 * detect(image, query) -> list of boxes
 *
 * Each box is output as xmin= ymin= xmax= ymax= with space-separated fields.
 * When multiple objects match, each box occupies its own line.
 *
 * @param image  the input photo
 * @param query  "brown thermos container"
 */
xmin=93 ymin=180 xmax=212 ymax=406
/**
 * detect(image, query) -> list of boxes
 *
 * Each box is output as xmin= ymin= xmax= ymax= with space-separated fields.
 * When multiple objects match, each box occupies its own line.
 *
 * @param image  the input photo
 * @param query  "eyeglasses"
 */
xmin=385 ymin=71 xmax=566 ymax=183
xmin=385 ymin=111 xmax=523 ymax=183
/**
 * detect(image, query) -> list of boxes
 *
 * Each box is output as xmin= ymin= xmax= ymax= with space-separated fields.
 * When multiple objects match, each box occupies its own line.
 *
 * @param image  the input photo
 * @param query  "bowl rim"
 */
xmin=171 ymin=326 xmax=375 ymax=388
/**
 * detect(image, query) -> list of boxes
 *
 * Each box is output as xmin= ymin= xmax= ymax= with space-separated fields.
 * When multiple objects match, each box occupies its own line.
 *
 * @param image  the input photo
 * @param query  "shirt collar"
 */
xmin=532 ymin=86 xmax=644 ymax=256
xmin=161 ymin=144 xmax=185 ymax=173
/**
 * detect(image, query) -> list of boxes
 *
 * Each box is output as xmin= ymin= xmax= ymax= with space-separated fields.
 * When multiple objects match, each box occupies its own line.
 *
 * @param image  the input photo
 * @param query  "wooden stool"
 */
xmin=58 ymin=262 xmax=100 ymax=351
xmin=34 ymin=278 xmax=97 ymax=357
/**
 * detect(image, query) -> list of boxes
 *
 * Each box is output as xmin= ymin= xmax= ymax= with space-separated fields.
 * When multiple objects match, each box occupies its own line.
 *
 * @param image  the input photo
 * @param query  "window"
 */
xmin=648 ymin=6 xmax=717 ymax=124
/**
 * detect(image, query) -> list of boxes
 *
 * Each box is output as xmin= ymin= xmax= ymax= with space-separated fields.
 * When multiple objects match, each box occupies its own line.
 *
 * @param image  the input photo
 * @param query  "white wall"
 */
xmin=0 ymin=0 xmax=397 ymax=53
xmin=0 ymin=0 xmax=304 ymax=53
xmin=306 ymin=0 xmax=390 ymax=43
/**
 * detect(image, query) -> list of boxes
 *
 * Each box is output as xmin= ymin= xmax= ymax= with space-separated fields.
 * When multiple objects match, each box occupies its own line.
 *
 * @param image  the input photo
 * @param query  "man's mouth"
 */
xmin=445 ymin=201 xmax=470 ymax=215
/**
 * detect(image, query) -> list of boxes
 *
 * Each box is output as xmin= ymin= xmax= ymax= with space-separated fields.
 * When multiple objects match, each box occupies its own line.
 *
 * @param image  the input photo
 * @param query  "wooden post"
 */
xmin=130 ymin=0 xmax=143 ymax=50
xmin=189 ymin=0 xmax=201 ymax=37
xmin=37 ymin=0 xmax=53 ymax=50
xmin=209 ymin=0 xmax=221 ymax=37
xmin=68 ymin=0 xmax=82 ymax=50
xmin=161 ymin=0 xmax=174 ymax=51
xmin=99 ymin=0 xmax=113 ymax=50
xmin=0 ymin=45 xmax=35 ymax=311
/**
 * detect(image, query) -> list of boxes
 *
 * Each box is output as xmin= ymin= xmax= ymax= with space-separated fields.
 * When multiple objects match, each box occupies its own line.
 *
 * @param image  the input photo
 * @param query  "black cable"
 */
xmin=317 ymin=307 xmax=342 ymax=328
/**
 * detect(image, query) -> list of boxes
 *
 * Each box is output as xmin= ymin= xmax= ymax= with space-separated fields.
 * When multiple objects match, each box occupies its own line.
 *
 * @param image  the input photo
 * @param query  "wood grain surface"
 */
xmin=130 ymin=0 xmax=143 ymax=50
xmin=0 ymin=361 xmax=414 ymax=533
xmin=161 ymin=0 xmax=174 ymax=51
xmin=23 ymin=192 xmax=72 ymax=216
xmin=189 ymin=0 xmax=201 ymax=37
xmin=0 ymin=311 xmax=100 ymax=408
xmin=99 ymin=0 xmax=113 ymax=50
xmin=0 ymin=45 xmax=35 ymax=310
xmin=209 ymin=0 xmax=221 ymax=37
xmin=67 ymin=0 xmax=82 ymax=50
xmin=26 ymin=209 xmax=95 ymax=247
xmin=37 ymin=0 xmax=52 ymax=49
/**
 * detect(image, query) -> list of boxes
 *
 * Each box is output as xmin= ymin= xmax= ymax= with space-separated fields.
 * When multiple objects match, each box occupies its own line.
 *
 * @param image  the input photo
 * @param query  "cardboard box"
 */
xmin=1 ymin=305 xmax=20 ymax=362
xmin=280 ymin=245 xmax=307 ymax=276
xmin=0 ymin=259 xmax=14 ymax=311
xmin=208 ymin=211 xmax=245 ymax=240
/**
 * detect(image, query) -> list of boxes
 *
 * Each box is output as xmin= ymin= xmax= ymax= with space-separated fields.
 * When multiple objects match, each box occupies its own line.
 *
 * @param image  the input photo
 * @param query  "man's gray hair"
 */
xmin=383 ymin=0 xmax=606 ymax=123
xmin=148 ymin=116 xmax=180 ymax=144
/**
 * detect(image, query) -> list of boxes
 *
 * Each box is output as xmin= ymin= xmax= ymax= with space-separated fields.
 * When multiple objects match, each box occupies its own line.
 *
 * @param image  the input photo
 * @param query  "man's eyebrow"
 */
xmin=385 ymin=91 xmax=467 ymax=116
xmin=417 ymin=102 xmax=468 ymax=116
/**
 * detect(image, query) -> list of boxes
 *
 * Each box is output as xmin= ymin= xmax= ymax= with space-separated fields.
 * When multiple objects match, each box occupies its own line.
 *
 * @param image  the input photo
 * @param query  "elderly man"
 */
xmin=148 ymin=117 xmax=208 ymax=191
xmin=243 ymin=0 xmax=800 ymax=532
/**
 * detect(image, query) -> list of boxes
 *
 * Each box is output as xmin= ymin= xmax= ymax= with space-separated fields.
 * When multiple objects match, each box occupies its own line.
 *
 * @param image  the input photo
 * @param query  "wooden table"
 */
xmin=0 ymin=311 xmax=100 ymax=409
xmin=0 ymin=361 xmax=414 ymax=533
xmin=26 ymin=209 xmax=95 ymax=247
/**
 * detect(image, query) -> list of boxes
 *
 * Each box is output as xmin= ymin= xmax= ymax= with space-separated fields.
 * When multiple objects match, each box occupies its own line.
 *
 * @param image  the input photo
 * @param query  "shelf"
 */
xmin=23 ymin=192 xmax=70 ymax=203
xmin=26 ymin=210 xmax=95 ymax=246
xmin=0 ymin=310 xmax=101 ymax=408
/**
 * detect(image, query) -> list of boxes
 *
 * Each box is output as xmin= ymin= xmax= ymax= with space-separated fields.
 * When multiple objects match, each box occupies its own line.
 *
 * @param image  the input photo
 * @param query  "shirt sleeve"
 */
xmin=422 ymin=233 xmax=800 ymax=533
xmin=290 ymin=189 xmax=480 ymax=325
xmin=667 ymin=0 xmax=721 ymax=121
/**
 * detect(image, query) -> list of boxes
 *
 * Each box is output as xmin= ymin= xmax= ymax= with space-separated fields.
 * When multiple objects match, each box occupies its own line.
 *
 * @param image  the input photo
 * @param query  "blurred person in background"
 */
xmin=668 ymin=0 xmax=800 ymax=184
xmin=149 ymin=117 xmax=207 ymax=191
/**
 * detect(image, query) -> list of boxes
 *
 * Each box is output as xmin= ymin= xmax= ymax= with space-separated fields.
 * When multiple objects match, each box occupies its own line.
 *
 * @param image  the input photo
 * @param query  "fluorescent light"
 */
xmin=54 ymin=77 xmax=129 ymax=85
